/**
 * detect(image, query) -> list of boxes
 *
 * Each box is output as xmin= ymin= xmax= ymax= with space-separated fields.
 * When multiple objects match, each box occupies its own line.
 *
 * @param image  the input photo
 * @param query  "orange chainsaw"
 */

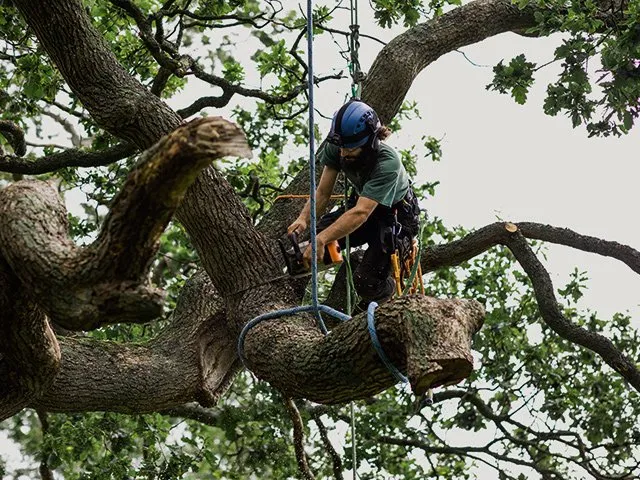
xmin=279 ymin=232 xmax=343 ymax=277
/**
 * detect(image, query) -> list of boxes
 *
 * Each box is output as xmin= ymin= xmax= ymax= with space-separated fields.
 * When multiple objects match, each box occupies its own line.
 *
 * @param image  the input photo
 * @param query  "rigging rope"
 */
xmin=237 ymin=2 xmax=417 ymax=476
xmin=349 ymin=0 xmax=363 ymax=99
xmin=236 ymin=0 xmax=351 ymax=366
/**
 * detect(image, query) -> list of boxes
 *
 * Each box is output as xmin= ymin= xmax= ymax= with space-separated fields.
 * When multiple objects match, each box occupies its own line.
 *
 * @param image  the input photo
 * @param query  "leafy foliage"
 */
xmin=1 ymin=0 xmax=639 ymax=479
xmin=494 ymin=0 xmax=640 ymax=135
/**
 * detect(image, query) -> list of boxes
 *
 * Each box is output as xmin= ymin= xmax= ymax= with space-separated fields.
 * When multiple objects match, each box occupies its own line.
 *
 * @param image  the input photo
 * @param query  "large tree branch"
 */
xmin=14 ymin=0 xmax=182 ymax=149
xmin=517 ymin=222 xmax=640 ymax=275
xmin=420 ymin=222 xmax=640 ymax=391
xmin=28 ymin=270 xmax=238 ymax=414
xmin=0 ymin=118 xmax=250 ymax=330
xmin=362 ymin=0 xmax=536 ymax=123
xmin=239 ymin=295 xmax=484 ymax=404
xmin=505 ymin=230 xmax=640 ymax=391
xmin=0 ymin=258 xmax=60 ymax=421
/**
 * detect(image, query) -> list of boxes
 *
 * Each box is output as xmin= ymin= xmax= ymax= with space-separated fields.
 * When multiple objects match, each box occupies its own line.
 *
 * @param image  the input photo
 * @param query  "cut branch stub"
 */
xmin=242 ymin=295 xmax=484 ymax=404
xmin=400 ymin=296 xmax=485 ymax=395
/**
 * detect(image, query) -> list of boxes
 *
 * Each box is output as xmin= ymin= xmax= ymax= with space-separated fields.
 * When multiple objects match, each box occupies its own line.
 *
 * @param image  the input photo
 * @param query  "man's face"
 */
xmin=339 ymin=146 xmax=363 ymax=163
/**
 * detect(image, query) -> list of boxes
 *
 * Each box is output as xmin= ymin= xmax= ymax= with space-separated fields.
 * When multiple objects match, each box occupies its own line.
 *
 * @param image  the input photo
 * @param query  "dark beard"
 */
xmin=341 ymin=146 xmax=376 ymax=170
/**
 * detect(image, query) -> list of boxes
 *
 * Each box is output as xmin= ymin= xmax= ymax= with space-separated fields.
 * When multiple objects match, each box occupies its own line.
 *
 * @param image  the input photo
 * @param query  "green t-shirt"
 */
xmin=318 ymin=142 xmax=410 ymax=207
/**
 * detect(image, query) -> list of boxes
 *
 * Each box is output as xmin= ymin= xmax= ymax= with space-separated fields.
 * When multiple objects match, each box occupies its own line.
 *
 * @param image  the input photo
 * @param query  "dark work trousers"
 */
xmin=317 ymin=188 xmax=420 ymax=304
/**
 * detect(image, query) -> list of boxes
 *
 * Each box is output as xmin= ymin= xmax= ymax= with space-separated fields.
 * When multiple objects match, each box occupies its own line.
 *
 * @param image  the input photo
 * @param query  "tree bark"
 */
xmin=363 ymin=0 xmax=535 ymax=123
xmin=0 ymin=258 xmax=60 ymax=420
xmin=30 ymin=271 xmax=238 ymax=413
xmin=0 ymin=118 xmax=249 ymax=331
xmin=3 ymin=0 xmax=527 ymax=418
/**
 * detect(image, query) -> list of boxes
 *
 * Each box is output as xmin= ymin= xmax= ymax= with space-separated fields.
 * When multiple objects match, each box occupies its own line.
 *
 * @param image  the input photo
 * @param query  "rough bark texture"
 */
xmin=3 ymin=0 xmax=634 ymax=423
xmin=0 ymin=258 xmax=60 ymax=420
xmin=0 ymin=118 xmax=249 ymax=331
xmin=362 ymin=0 xmax=535 ymax=123
xmin=31 ymin=271 xmax=238 ymax=413
xmin=240 ymin=295 xmax=484 ymax=403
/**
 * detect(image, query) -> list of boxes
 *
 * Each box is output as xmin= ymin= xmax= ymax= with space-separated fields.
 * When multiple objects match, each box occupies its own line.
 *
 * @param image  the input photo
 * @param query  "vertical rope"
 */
xmin=306 ymin=0 xmax=328 ymax=334
xmin=343 ymin=177 xmax=358 ymax=480
xmin=349 ymin=0 xmax=361 ymax=100
xmin=346 ymin=2 xmax=360 ymax=476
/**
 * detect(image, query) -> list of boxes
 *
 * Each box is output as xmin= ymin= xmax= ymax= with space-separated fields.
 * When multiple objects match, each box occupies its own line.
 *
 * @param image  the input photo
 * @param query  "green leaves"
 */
xmin=487 ymin=54 xmax=537 ymax=105
xmin=512 ymin=0 xmax=640 ymax=135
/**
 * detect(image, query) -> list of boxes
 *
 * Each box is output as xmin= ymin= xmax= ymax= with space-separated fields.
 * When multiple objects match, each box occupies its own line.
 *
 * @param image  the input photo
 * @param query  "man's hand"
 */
xmin=288 ymin=217 xmax=308 ymax=236
xmin=302 ymin=237 xmax=325 ymax=270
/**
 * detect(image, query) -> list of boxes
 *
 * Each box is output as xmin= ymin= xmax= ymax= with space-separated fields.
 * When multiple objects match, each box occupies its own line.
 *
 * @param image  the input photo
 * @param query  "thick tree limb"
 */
xmin=89 ymin=117 xmax=251 ymax=279
xmin=362 ymin=0 xmax=536 ymax=123
xmin=0 ymin=118 xmax=250 ymax=330
xmin=14 ymin=0 xmax=182 ymax=149
xmin=28 ymin=270 xmax=238 ymax=414
xmin=0 ymin=142 xmax=137 ymax=174
xmin=240 ymin=295 xmax=484 ymax=403
xmin=0 ymin=179 xmax=164 ymax=329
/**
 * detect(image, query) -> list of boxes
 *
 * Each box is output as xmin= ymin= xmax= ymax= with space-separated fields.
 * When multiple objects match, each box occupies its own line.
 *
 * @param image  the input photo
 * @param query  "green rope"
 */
xmin=349 ymin=0 xmax=362 ymax=100
xmin=343 ymin=174 xmax=358 ymax=479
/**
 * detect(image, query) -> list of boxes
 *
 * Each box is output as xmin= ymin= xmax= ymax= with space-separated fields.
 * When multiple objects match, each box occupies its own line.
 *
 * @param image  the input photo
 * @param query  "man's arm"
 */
xmin=303 ymin=196 xmax=378 ymax=268
xmin=288 ymin=166 xmax=339 ymax=235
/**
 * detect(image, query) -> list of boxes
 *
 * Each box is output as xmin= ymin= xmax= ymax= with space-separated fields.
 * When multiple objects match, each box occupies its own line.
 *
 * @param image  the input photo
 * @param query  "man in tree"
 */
xmin=288 ymin=100 xmax=420 ymax=306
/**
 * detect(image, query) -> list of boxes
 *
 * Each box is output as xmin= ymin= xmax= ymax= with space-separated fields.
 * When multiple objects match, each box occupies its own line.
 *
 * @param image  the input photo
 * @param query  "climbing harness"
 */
xmin=390 ymin=210 xmax=426 ymax=297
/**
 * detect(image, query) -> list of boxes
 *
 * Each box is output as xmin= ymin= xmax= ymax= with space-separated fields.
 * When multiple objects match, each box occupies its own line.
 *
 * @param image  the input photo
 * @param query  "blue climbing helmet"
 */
xmin=327 ymin=100 xmax=381 ymax=150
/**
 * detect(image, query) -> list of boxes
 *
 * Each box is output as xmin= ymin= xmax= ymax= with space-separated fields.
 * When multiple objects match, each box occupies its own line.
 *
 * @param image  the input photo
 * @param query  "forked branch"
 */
xmin=0 ymin=118 xmax=251 ymax=330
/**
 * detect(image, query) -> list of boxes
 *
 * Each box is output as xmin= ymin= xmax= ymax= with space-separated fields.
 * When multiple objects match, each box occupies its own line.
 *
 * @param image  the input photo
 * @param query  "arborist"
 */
xmin=287 ymin=100 xmax=420 ymax=307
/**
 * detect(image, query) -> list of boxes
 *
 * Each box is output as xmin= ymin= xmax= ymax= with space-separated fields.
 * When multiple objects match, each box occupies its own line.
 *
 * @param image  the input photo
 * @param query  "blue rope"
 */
xmin=366 ymin=302 xmax=408 ymax=384
xmin=306 ymin=0 xmax=325 ymax=334
xmin=237 ymin=304 xmax=351 ymax=365
xmin=236 ymin=0 xmax=352 ymax=367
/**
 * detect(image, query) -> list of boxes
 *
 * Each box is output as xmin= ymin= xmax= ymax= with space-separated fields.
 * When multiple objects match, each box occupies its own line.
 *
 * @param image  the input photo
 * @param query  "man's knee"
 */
xmin=353 ymin=270 xmax=394 ymax=302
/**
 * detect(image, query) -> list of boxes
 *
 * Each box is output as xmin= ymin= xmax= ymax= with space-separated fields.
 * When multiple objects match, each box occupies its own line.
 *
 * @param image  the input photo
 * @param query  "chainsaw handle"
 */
xmin=288 ymin=232 xmax=303 ymax=261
